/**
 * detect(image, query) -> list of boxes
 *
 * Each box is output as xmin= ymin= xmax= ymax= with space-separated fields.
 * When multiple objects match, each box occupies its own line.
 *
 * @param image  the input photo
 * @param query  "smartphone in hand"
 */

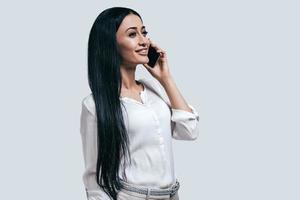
xmin=147 ymin=45 xmax=160 ymax=68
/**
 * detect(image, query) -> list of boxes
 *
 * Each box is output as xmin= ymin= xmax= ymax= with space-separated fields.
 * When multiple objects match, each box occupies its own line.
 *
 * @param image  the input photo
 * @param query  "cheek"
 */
xmin=119 ymin=41 xmax=138 ymax=59
xmin=123 ymin=40 xmax=136 ymax=52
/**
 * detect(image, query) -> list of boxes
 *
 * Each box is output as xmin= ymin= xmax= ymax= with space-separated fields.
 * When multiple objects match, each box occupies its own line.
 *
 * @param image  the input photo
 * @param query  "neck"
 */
xmin=120 ymin=64 xmax=139 ymax=90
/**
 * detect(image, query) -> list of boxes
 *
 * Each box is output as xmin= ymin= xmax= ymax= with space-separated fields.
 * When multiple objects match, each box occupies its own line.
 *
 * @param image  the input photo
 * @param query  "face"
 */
xmin=116 ymin=14 xmax=150 ymax=67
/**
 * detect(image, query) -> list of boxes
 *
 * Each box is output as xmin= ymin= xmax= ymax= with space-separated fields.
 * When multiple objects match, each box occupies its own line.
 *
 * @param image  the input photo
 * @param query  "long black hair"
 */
xmin=87 ymin=7 xmax=143 ymax=200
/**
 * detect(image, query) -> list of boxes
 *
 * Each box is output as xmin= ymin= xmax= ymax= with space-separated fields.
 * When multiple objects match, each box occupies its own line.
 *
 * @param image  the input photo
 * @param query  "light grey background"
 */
xmin=0 ymin=0 xmax=299 ymax=199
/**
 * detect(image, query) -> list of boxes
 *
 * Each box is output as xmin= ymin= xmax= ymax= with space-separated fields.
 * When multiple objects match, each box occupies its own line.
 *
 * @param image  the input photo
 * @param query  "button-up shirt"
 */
xmin=80 ymin=77 xmax=200 ymax=200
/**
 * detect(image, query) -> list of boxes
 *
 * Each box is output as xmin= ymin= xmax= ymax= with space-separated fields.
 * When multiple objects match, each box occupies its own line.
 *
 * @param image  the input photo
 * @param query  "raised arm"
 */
xmin=159 ymin=77 xmax=200 ymax=140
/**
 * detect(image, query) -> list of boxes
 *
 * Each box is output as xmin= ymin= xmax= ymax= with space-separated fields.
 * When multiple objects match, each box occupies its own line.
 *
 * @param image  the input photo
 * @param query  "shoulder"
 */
xmin=81 ymin=93 xmax=96 ymax=116
xmin=138 ymin=77 xmax=163 ymax=93
xmin=138 ymin=77 xmax=171 ymax=106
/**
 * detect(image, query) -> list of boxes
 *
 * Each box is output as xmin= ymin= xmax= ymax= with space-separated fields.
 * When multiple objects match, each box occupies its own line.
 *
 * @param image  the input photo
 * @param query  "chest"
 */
xmin=121 ymin=89 xmax=171 ymax=139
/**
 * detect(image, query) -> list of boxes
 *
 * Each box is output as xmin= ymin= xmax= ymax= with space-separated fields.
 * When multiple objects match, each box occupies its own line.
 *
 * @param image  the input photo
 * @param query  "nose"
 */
xmin=138 ymin=35 xmax=149 ymax=47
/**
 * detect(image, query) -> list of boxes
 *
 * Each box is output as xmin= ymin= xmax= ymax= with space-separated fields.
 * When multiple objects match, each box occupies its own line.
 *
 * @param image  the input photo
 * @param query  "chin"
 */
xmin=138 ymin=57 xmax=149 ymax=64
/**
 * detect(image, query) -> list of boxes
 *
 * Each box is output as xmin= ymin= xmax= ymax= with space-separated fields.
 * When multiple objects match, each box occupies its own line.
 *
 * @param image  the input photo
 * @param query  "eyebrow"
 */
xmin=125 ymin=26 xmax=146 ymax=32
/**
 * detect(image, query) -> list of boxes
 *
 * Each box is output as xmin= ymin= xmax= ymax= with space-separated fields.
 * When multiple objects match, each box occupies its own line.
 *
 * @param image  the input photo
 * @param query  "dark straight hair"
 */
xmin=87 ymin=7 xmax=143 ymax=200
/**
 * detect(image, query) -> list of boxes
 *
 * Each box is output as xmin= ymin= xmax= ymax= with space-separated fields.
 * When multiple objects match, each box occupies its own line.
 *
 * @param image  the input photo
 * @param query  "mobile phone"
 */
xmin=147 ymin=45 xmax=160 ymax=68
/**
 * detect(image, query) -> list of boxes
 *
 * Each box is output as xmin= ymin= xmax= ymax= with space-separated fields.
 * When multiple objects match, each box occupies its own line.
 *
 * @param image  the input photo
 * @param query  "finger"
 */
xmin=149 ymin=40 xmax=160 ymax=50
xmin=157 ymin=50 xmax=166 ymax=56
xmin=149 ymin=40 xmax=165 ymax=54
xmin=157 ymin=49 xmax=166 ymax=53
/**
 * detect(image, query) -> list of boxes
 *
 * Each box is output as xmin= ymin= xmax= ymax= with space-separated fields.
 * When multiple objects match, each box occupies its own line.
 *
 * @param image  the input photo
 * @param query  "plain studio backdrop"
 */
xmin=0 ymin=0 xmax=299 ymax=199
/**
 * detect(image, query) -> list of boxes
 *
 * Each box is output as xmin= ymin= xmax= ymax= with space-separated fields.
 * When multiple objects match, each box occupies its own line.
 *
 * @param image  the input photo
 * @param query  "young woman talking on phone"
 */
xmin=79 ymin=6 xmax=200 ymax=200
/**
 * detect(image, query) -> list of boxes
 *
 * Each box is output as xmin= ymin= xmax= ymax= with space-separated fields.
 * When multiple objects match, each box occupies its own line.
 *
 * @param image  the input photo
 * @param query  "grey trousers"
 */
xmin=117 ymin=189 xmax=180 ymax=200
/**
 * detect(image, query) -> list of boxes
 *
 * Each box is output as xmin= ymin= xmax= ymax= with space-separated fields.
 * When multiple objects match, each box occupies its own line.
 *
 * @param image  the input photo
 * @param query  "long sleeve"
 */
xmin=170 ymin=104 xmax=200 ymax=140
xmin=80 ymin=100 xmax=111 ymax=200
xmin=141 ymin=78 xmax=200 ymax=141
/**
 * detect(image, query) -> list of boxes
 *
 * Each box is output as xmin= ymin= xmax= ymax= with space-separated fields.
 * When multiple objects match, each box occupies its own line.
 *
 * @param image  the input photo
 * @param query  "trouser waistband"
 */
xmin=119 ymin=179 xmax=180 ymax=198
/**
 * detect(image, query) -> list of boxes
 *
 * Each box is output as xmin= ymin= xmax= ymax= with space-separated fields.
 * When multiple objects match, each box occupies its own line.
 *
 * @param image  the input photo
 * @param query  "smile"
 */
xmin=137 ymin=50 xmax=148 ymax=56
xmin=138 ymin=53 xmax=148 ymax=56
xmin=137 ymin=49 xmax=147 ymax=54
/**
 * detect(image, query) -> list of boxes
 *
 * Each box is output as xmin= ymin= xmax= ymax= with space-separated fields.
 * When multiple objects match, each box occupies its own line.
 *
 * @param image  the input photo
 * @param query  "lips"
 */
xmin=136 ymin=48 xmax=148 ymax=52
xmin=137 ymin=49 xmax=147 ymax=54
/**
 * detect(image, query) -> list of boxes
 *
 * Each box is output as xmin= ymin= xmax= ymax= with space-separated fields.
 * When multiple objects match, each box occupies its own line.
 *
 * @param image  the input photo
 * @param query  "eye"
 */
xmin=129 ymin=32 xmax=137 ymax=37
xmin=129 ymin=31 xmax=148 ymax=37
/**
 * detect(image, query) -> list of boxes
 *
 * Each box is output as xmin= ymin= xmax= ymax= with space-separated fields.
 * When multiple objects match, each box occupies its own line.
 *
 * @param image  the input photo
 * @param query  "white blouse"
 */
xmin=80 ymin=77 xmax=200 ymax=200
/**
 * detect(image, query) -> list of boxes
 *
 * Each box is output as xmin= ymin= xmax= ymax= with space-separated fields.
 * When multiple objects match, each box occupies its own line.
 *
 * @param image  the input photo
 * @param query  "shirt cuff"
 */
xmin=171 ymin=104 xmax=200 ymax=122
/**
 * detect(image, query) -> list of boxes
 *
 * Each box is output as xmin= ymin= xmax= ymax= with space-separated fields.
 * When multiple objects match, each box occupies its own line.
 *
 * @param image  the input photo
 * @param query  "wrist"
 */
xmin=158 ymin=75 xmax=174 ymax=87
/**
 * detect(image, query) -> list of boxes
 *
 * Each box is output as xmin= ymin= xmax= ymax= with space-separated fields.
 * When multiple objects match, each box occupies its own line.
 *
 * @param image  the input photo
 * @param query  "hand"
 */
xmin=142 ymin=39 xmax=172 ymax=83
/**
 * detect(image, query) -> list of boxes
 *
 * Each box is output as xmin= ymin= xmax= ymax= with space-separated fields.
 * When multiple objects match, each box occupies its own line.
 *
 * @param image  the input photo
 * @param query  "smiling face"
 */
xmin=116 ymin=14 xmax=150 ymax=67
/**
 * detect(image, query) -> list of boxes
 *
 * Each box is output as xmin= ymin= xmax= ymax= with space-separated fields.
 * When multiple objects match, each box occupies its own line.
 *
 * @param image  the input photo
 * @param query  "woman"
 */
xmin=80 ymin=6 xmax=200 ymax=200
